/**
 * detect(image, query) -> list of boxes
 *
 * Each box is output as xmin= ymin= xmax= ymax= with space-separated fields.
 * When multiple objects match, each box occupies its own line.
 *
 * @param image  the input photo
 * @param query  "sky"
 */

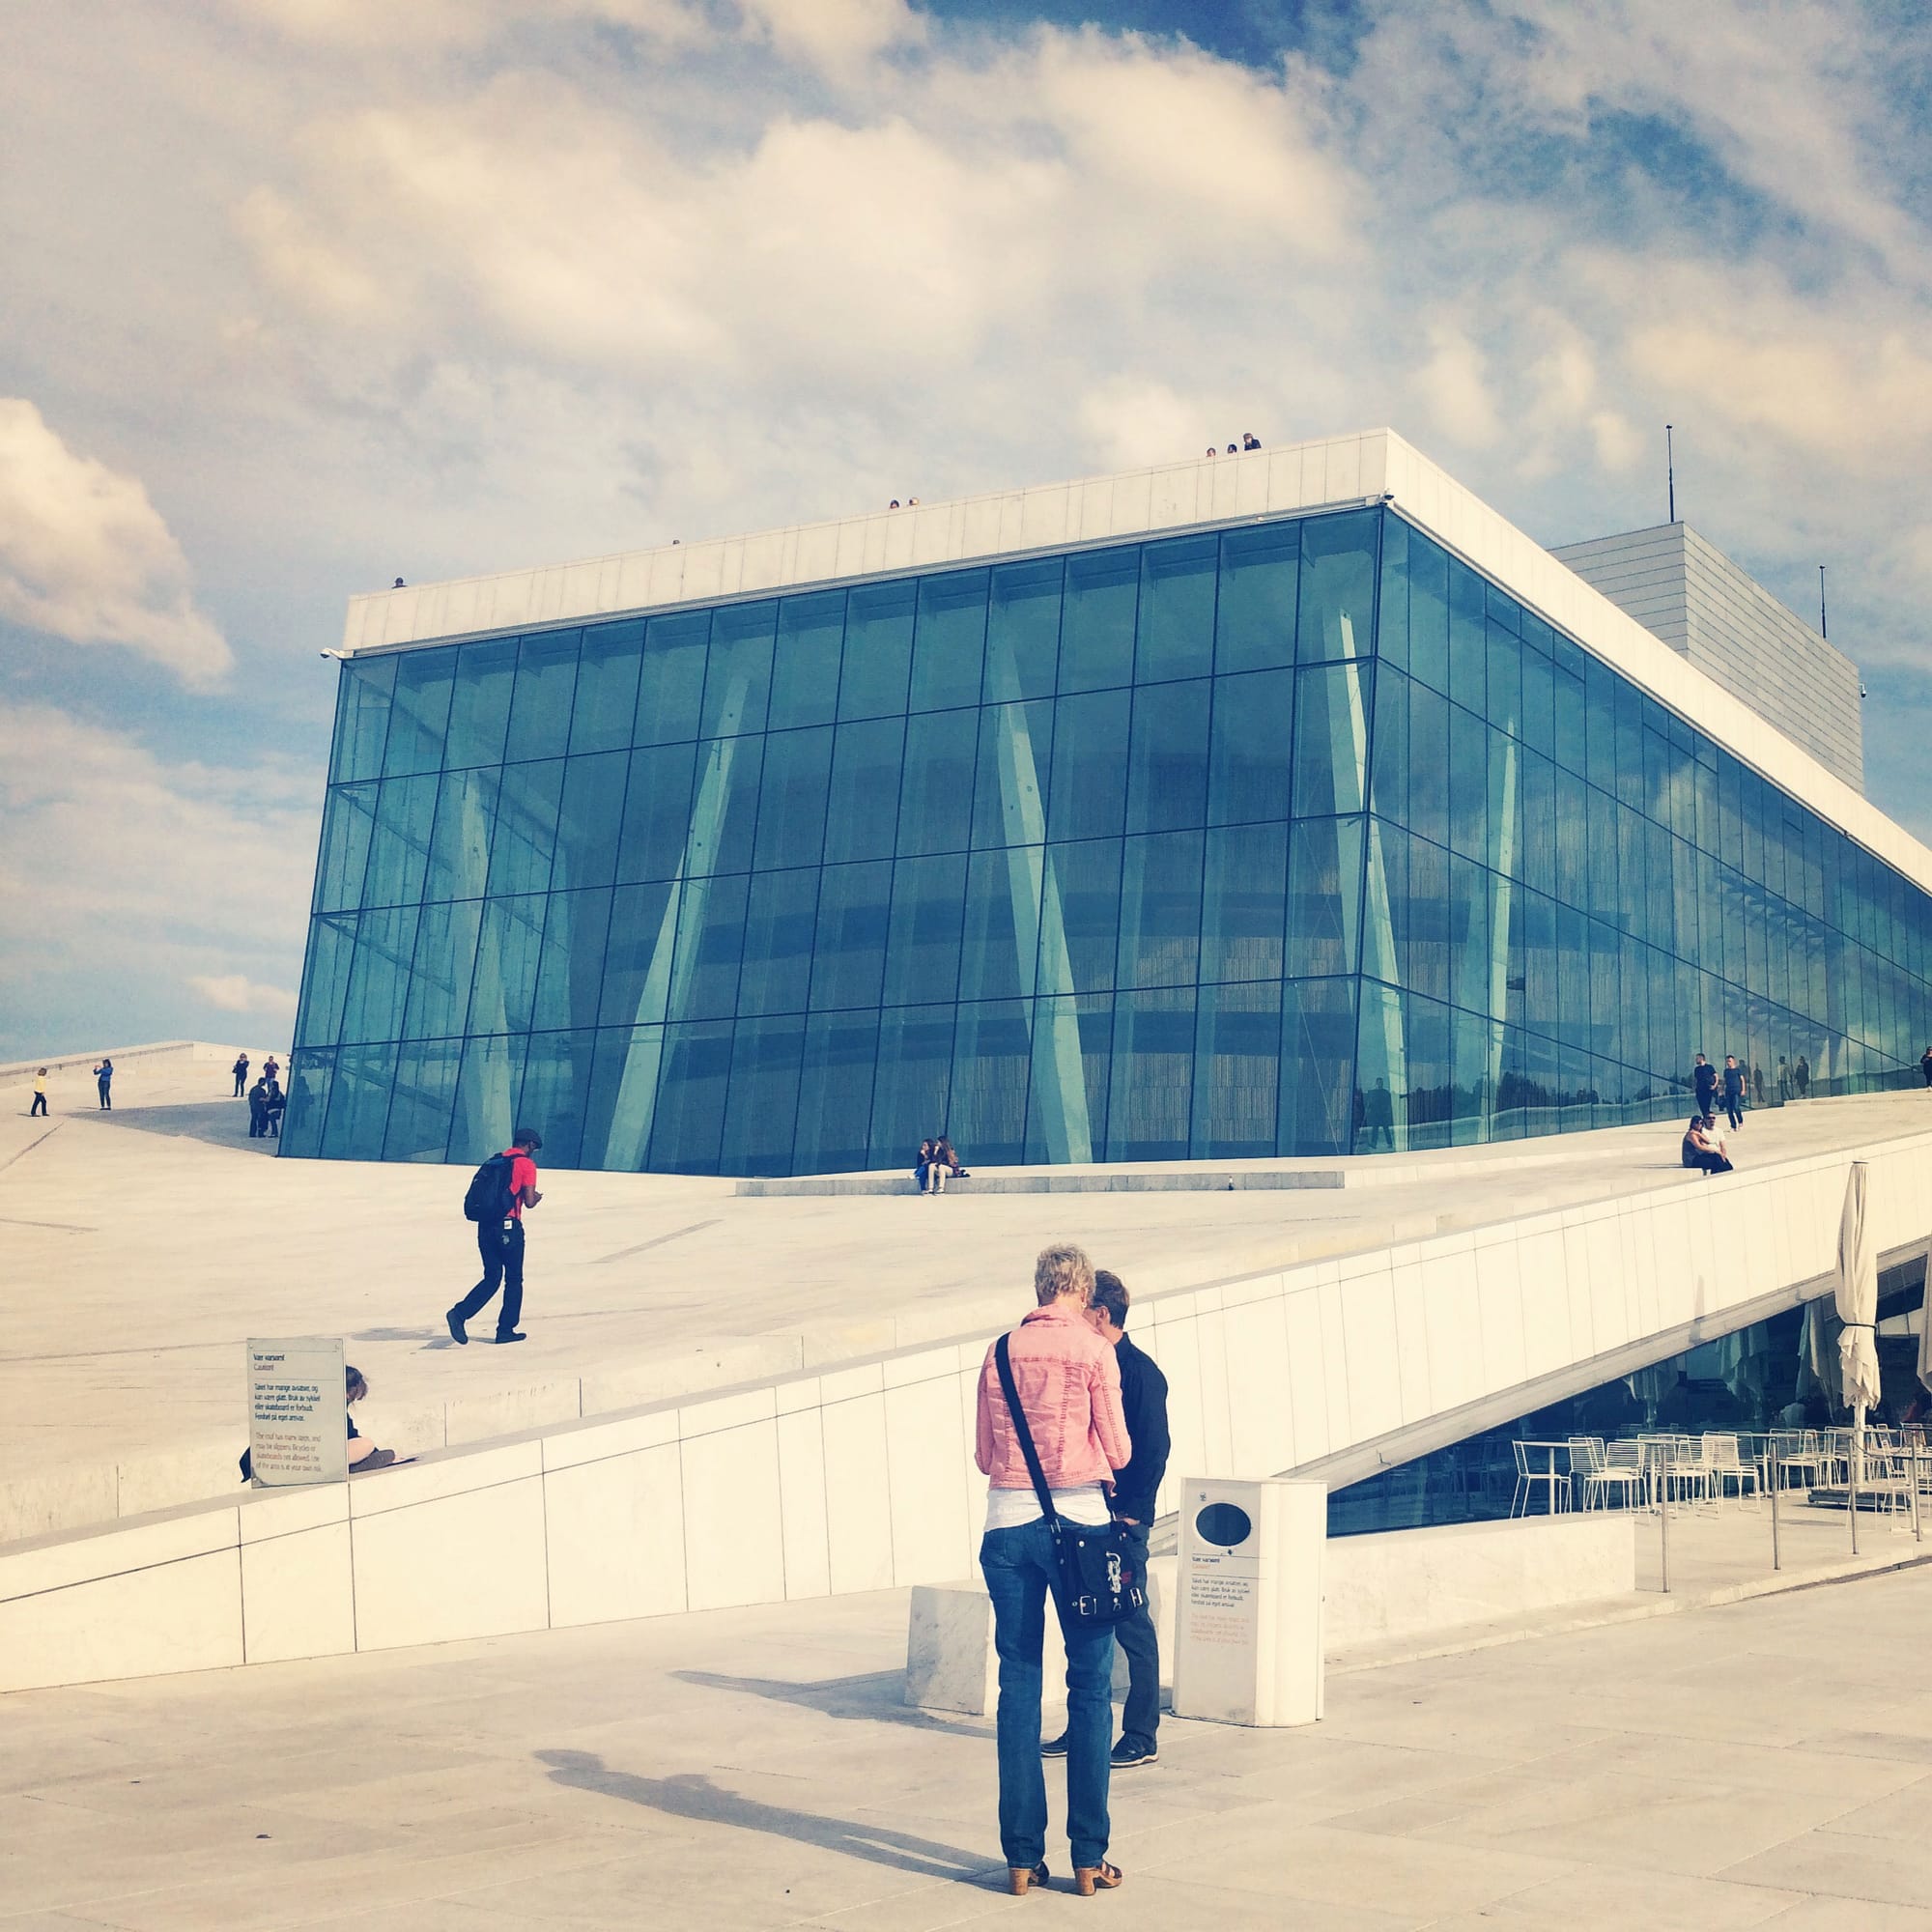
xmin=3 ymin=0 xmax=1930 ymax=1062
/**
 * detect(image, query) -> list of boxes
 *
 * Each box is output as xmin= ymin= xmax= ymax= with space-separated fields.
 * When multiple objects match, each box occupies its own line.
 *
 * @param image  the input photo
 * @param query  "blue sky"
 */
xmin=2 ymin=0 xmax=1929 ymax=1061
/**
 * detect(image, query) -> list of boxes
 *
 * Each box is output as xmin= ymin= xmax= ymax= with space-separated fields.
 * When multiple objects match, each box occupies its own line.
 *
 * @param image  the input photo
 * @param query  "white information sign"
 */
xmin=1171 ymin=1476 xmax=1325 ymax=1728
xmin=246 ymin=1337 xmax=347 ymax=1487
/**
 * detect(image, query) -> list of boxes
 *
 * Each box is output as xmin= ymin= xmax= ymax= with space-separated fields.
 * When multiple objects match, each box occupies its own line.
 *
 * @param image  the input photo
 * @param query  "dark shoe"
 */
xmin=1040 ymin=1732 xmax=1068 ymax=1759
xmin=357 ymin=1448 xmax=398 ymax=1470
xmin=445 ymin=1309 xmax=468 ymax=1345
xmin=495 ymin=1330 xmax=526 ymax=1344
xmin=1110 ymin=1739 xmax=1157 ymax=1768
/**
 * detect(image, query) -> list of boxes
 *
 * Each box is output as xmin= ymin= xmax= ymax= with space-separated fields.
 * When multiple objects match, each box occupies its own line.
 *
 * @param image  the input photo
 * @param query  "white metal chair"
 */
xmin=1570 ymin=1436 xmax=1643 ymax=1511
xmin=1642 ymin=1434 xmax=1712 ymax=1507
xmin=1770 ymin=1429 xmax=1824 ymax=1491
xmin=1511 ymin=1441 xmax=1571 ymax=1517
xmin=1700 ymin=1433 xmax=1761 ymax=1508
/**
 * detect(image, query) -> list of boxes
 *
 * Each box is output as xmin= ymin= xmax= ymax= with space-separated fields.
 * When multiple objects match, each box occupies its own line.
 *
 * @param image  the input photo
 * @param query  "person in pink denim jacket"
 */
xmin=974 ymin=1243 xmax=1130 ymax=1896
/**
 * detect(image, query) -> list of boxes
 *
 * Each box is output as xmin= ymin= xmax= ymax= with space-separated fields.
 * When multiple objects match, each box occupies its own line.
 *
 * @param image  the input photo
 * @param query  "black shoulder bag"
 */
xmin=994 ymin=1331 xmax=1146 ymax=1629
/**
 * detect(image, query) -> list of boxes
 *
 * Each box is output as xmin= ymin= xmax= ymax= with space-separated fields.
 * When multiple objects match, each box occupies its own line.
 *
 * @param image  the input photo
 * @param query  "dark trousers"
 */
xmin=1723 ymin=1095 xmax=1743 ymax=1129
xmin=29 ymin=1094 xmax=46 ymax=1117
xmin=97 ymin=1082 xmax=110 ymax=1110
xmin=234 ymin=1072 xmax=246 ymax=1095
xmin=1115 ymin=1520 xmax=1159 ymax=1749
xmin=248 ymin=1104 xmax=267 ymax=1137
xmin=453 ymin=1220 xmax=526 ymax=1336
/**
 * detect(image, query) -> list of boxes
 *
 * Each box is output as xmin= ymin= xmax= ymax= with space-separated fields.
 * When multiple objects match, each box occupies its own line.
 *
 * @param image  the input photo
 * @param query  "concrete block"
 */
xmin=544 ymin=1441 xmax=686 ymax=1628
xmin=680 ymin=1420 xmax=785 ymax=1610
xmin=242 ymin=1521 xmax=355 ymax=1663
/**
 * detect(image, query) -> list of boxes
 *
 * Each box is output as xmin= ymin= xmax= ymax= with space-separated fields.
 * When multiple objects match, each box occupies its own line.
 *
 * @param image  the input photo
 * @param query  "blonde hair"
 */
xmin=1034 ymin=1242 xmax=1094 ymax=1306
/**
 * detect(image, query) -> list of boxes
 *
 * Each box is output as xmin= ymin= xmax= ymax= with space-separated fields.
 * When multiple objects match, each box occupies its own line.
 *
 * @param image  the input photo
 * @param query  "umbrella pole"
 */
xmin=1851 ymin=1402 xmax=1863 ymax=1557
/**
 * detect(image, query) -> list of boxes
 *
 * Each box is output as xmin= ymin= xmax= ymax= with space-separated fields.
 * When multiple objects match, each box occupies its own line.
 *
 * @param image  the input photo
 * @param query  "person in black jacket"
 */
xmin=1042 ymin=1266 xmax=1170 ymax=1771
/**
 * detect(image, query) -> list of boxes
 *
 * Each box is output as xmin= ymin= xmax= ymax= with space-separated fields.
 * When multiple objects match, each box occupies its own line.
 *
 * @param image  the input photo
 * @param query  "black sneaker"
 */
xmin=495 ymin=1330 xmax=526 ymax=1344
xmin=445 ymin=1309 xmax=468 ymax=1345
xmin=1111 ymin=1739 xmax=1157 ymax=1769
xmin=1040 ymin=1732 xmax=1068 ymax=1759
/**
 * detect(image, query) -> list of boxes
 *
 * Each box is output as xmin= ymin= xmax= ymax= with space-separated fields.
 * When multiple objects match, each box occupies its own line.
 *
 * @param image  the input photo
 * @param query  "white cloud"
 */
xmin=0 ymin=399 xmax=231 ymax=687
xmin=188 ymin=973 xmax=299 ymax=1016
xmin=1412 ymin=323 xmax=1503 ymax=449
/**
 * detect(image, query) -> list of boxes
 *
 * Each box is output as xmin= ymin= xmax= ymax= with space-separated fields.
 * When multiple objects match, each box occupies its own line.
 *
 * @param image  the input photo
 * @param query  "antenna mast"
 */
xmin=1665 ymin=424 xmax=1676 ymax=524
xmin=1819 ymin=564 xmax=1828 ymax=640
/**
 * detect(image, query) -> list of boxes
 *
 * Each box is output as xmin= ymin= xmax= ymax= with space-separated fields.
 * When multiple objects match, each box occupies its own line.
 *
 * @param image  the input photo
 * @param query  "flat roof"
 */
xmin=339 ymin=427 xmax=1932 ymax=896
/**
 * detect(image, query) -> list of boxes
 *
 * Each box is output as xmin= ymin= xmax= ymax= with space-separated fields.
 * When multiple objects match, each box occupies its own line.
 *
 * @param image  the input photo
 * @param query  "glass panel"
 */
xmin=882 ymin=852 xmax=966 ymax=1008
xmin=1107 ymin=986 xmax=1194 ymax=1160
xmin=330 ymin=655 xmax=396 ymax=783
xmin=319 ymin=1042 xmax=396 ymax=1161
xmin=683 ymin=731 xmax=761 ymax=877
xmin=648 ymin=1020 xmax=731 ymax=1172
xmin=615 ymin=740 xmax=697 ymax=884
xmin=960 ymin=844 xmax=1040 ymax=1003
xmin=638 ymin=610 xmax=709 ymax=747
xmin=362 ymin=774 xmax=438 ymax=908
xmin=770 ymin=590 xmax=845 ymax=730
xmin=1406 ymin=531 xmax=1450 ymax=696
xmin=516 ymin=1028 xmax=594 ymax=1169
xmin=971 ymin=700 xmax=1053 ymax=851
xmin=1448 ymin=562 xmax=1486 ymax=712
xmin=753 ymin=727 xmax=833 ymax=872
xmin=868 ymin=1006 xmax=955 ymax=1166
xmin=424 ymin=767 xmax=498 ymax=903
xmin=402 ymin=898 xmax=483 ymax=1040
xmin=1047 ymin=688 xmax=1130 ymax=841
xmin=910 ymin=569 xmax=988 ymax=712
xmin=570 ymin=619 xmax=645 ymax=754
xmin=1208 ymin=669 xmax=1294 ymax=827
xmin=599 ymin=880 xmax=678 ymax=1028
xmin=384 ymin=1038 xmax=461 ymax=1161
xmin=1038 ymin=838 xmax=1122 ymax=996
xmin=985 ymin=557 xmax=1062 ymax=701
xmin=793 ymin=1010 xmax=879 ymax=1173
xmin=467 ymin=895 xmax=547 ymax=1037
xmin=295 ymin=913 xmax=355 ymax=1047
xmin=1024 ymin=992 xmax=1110 ymax=1163
xmin=382 ymin=648 xmax=455 ymax=777
xmin=1118 ymin=830 xmax=1203 ymax=989
xmin=1216 ymin=521 xmax=1298 ymax=674
xmin=1192 ymin=979 xmax=1280 ymax=1157
xmin=1486 ymin=620 xmax=1521 ymax=738
xmin=314 ymin=782 xmax=378 ymax=913
xmin=810 ymin=860 xmax=892 ymax=1010
xmin=838 ymin=581 xmax=915 ymax=721
xmin=1125 ymin=677 xmax=1210 ymax=834
xmin=1287 ymin=815 xmax=1364 ymax=979
xmin=1059 ymin=546 xmax=1138 ymax=693
xmin=719 ymin=1014 xmax=805 ymax=1176
xmin=553 ymin=752 xmax=627 ymax=893
xmin=1292 ymin=664 xmax=1371 ymax=817
xmin=504 ymin=630 xmax=580 ymax=764
xmin=338 ymin=904 xmax=419 ymax=1044
xmin=531 ymin=887 xmax=613 ymax=1033
xmin=443 ymin=637 xmax=517 ymax=770
xmin=1375 ymin=512 xmax=1408 ymax=672
xmin=668 ymin=868 xmax=749 ymax=1021
xmin=1202 ymin=821 xmax=1288 ymax=984
xmin=1448 ymin=705 xmax=1487 ymax=861
xmin=701 ymin=601 xmax=775 ymax=739
xmin=486 ymin=758 xmax=563 ymax=897
xmin=279 ymin=1048 xmax=333 ymax=1156
xmin=1296 ymin=510 xmax=1378 ymax=663
xmin=739 ymin=867 xmax=820 ymax=1016
xmin=824 ymin=716 xmax=906 ymax=865
xmin=897 ymin=708 xmax=979 ymax=857
xmin=949 ymin=1000 xmax=1031 ymax=1164
xmin=1136 ymin=534 xmax=1216 ymax=683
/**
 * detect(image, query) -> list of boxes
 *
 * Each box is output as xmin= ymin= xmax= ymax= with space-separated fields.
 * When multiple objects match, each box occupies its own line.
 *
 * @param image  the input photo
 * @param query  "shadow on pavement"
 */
xmin=87 ymin=1101 xmax=279 ymax=1151
xmin=671 ymin=1668 xmax=993 ymax=1741
xmin=535 ymin=1749 xmax=995 ymax=1885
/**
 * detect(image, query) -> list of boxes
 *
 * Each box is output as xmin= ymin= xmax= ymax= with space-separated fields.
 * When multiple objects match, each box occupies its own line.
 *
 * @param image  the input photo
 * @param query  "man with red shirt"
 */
xmin=446 ymin=1126 xmax=543 ymax=1346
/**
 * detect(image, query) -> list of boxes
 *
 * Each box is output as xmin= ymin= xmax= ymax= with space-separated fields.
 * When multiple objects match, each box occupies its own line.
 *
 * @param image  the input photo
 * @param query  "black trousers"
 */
xmin=1723 ymin=1095 xmax=1743 ymax=1129
xmin=453 ymin=1220 xmax=526 ymax=1336
xmin=1116 ymin=1520 xmax=1159 ymax=1747
xmin=234 ymin=1072 xmax=246 ymax=1095
xmin=97 ymin=1082 xmax=111 ymax=1110
xmin=29 ymin=1094 xmax=46 ymax=1117
xmin=249 ymin=1104 xmax=267 ymax=1137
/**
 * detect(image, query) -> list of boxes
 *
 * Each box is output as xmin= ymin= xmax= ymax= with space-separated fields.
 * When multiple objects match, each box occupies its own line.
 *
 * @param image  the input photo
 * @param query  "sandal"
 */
xmin=1073 ymin=1861 xmax=1123 ymax=1895
xmin=1007 ymin=1861 xmax=1049 ymax=1896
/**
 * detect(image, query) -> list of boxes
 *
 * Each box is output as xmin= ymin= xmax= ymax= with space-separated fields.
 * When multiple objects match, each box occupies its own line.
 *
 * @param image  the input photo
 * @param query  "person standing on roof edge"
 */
xmin=447 ymin=1127 xmax=544 ymax=1346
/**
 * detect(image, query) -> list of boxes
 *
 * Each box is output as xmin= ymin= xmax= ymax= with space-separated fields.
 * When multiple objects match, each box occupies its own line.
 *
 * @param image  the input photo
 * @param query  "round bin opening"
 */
xmin=1195 ymin=1501 xmax=1253 ymax=1549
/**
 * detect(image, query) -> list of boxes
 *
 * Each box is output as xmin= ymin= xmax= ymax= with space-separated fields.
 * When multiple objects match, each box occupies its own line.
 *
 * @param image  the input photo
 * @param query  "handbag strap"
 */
xmin=994 ymin=1331 xmax=1060 ymax=1527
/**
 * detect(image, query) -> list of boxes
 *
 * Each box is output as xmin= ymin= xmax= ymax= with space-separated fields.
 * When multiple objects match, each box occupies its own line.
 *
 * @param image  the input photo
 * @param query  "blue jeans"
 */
xmin=980 ymin=1519 xmax=1115 ymax=1871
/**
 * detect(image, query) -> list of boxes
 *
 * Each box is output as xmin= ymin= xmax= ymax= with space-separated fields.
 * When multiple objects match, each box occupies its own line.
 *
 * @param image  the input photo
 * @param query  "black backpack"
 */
xmin=462 ymin=1151 xmax=516 ymax=1223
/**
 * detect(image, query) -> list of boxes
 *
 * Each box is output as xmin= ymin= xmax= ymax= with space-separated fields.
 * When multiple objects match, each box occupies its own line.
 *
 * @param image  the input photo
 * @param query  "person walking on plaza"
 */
xmin=976 ymin=1243 xmax=1130 ymax=1897
xmin=247 ymin=1076 xmax=270 ymax=1138
xmin=263 ymin=1077 xmax=285 ymax=1139
xmin=1721 ymin=1055 xmax=1746 ymax=1131
xmin=29 ymin=1067 xmax=48 ymax=1117
xmin=93 ymin=1057 xmax=113 ymax=1110
xmin=232 ymin=1052 xmax=249 ymax=1096
xmin=1043 ymin=1268 xmax=1169 ymax=1771
xmin=1692 ymin=1053 xmax=1718 ymax=1119
xmin=263 ymin=1053 xmax=280 ymax=1087
xmin=447 ymin=1127 xmax=544 ymax=1345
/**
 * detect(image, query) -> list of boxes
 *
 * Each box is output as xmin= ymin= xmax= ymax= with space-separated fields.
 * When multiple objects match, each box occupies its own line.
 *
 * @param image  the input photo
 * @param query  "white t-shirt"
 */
xmin=983 ymin=1481 xmax=1112 ymax=1532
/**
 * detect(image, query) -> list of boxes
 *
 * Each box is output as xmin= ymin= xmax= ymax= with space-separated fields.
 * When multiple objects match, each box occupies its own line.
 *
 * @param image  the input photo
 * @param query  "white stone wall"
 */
xmin=5 ymin=1132 xmax=1929 ymax=1691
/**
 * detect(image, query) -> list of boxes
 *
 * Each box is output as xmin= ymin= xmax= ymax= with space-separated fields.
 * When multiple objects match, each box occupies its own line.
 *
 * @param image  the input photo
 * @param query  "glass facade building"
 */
xmin=285 ymin=505 xmax=1932 ymax=1175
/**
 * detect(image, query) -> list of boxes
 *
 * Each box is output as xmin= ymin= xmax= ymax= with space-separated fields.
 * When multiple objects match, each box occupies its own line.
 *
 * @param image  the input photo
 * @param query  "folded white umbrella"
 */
xmin=1835 ymin=1161 xmax=1882 ymax=1491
